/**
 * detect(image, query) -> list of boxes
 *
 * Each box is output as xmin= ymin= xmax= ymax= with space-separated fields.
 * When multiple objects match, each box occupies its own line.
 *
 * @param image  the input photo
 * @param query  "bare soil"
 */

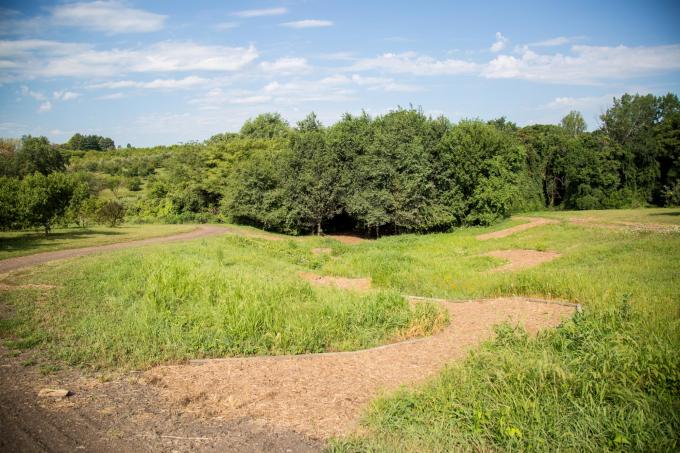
xmin=476 ymin=217 xmax=558 ymax=240
xmin=0 ymin=347 xmax=322 ymax=453
xmin=311 ymin=247 xmax=332 ymax=255
xmin=325 ymin=234 xmax=366 ymax=245
xmin=298 ymin=271 xmax=372 ymax=292
xmin=485 ymin=249 xmax=560 ymax=272
xmin=146 ymin=298 xmax=575 ymax=439
xmin=568 ymin=217 xmax=680 ymax=233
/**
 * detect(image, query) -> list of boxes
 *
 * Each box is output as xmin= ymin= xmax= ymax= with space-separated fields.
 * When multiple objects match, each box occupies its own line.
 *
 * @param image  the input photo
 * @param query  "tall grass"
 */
xmin=0 ymin=235 xmax=445 ymax=369
xmin=325 ymin=218 xmax=680 ymax=451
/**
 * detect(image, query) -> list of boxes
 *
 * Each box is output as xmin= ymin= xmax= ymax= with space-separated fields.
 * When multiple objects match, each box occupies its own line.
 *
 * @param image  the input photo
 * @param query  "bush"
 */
xmin=98 ymin=200 xmax=126 ymax=227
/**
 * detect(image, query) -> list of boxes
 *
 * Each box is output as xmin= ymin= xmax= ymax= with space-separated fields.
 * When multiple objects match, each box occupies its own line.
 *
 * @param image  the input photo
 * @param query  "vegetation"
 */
xmin=1 ymin=92 xmax=677 ymax=238
xmin=0 ymin=234 xmax=446 ymax=369
xmin=1 ymin=210 xmax=678 ymax=451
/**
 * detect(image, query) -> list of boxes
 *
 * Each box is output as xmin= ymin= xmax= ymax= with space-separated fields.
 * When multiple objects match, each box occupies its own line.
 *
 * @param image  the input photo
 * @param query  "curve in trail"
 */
xmin=476 ymin=217 xmax=558 ymax=241
xmin=0 ymin=225 xmax=232 ymax=274
xmin=145 ymin=297 xmax=576 ymax=439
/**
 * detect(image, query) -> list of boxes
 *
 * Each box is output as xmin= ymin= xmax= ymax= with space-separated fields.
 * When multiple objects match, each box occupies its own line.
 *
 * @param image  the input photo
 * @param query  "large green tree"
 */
xmin=19 ymin=172 xmax=76 ymax=235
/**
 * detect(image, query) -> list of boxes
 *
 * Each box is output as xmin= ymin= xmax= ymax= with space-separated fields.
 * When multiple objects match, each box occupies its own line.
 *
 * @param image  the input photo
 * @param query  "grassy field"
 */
xmin=0 ymin=224 xmax=196 ymax=259
xmin=1 ymin=209 xmax=679 ymax=450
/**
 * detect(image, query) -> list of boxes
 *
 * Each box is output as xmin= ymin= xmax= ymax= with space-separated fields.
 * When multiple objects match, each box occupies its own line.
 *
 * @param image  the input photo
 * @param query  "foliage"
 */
xmin=19 ymin=172 xmax=77 ymax=235
xmin=97 ymin=200 xmax=126 ymax=227
xmin=65 ymin=133 xmax=115 ymax=151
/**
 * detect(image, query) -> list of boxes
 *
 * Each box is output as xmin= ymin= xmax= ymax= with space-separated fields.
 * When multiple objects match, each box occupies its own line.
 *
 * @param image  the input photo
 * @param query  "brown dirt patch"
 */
xmin=485 ymin=249 xmax=560 ymax=272
xmin=0 ymin=346 xmax=322 ymax=452
xmin=311 ymin=247 xmax=332 ymax=255
xmin=0 ymin=226 xmax=232 ymax=274
xmin=568 ymin=217 xmax=680 ymax=233
xmin=326 ymin=235 xmax=366 ymax=245
xmin=0 ymin=283 xmax=59 ymax=291
xmin=476 ymin=217 xmax=558 ymax=241
xmin=298 ymin=271 xmax=372 ymax=292
xmin=146 ymin=298 xmax=575 ymax=439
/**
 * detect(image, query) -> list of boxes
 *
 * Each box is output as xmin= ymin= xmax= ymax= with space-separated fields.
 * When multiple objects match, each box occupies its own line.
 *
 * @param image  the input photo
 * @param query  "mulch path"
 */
xmin=146 ymin=297 xmax=576 ymax=439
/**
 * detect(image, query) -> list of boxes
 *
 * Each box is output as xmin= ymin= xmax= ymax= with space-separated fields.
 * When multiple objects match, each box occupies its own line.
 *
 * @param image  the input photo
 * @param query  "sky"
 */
xmin=1 ymin=0 xmax=679 ymax=146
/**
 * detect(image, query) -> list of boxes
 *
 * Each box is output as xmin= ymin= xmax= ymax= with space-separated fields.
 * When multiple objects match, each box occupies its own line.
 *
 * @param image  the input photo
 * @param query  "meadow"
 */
xmin=0 ymin=209 xmax=679 ymax=451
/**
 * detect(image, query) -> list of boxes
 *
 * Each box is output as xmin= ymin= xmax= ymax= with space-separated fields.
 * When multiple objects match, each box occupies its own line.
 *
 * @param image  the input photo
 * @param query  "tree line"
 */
xmin=1 ymin=92 xmax=678 ymax=236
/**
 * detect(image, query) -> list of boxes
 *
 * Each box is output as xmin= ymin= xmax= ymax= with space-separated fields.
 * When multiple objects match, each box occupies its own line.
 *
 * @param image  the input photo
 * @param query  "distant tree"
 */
xmin=561 ymin=111 xmax=587 ymax=137
xmin=19 ymin=172 xmax=75 ymax=235
xmin=0 ymin=138 xmax=19 ymax=177
xmin=16 ymin=135 xmax=66 ymax=176
xmin=487 ymin=117 xmax=518 ymax=133
xmin=98 ymin=200 xmax=126 ymax=227
xmin=240 ymin=113 xmax=290 ymax=139
xmin=98 ymin=136 xmax=115 ymax=150
xmin=0 ymin=176 xmax=21 ymax=230
xmin=66 ymin=133 xmax=115 ymax=151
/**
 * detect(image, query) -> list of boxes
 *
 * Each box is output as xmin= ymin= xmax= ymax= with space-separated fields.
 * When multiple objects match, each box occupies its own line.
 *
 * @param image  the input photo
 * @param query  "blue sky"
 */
xmin=1 ymin=1 xmax=679 ymax=146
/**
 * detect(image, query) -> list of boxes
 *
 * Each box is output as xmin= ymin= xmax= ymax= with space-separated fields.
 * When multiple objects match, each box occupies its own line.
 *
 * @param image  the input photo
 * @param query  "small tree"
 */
xmin=19 ymin=172 xmax=75 ymax=235
xmin=16 ymin=135 xmax=66 ymax=176
xmin=560 ymin=111 xmax=587 ymax=137
xmin=98 ymin=200 xmax=126 ymax=227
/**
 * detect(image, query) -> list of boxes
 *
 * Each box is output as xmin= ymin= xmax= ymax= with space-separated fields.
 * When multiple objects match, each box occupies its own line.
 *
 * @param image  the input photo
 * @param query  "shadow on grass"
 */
xmin=0 ymin=228 xmax=124 ymax=255
xmin=648 ymin=210 xmax=680 ymax=217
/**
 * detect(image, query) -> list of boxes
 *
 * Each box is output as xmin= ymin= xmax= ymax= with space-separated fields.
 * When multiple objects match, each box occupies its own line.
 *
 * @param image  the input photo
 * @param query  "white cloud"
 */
xmin=230 ymin=95 xmax=273 ymax=105
xmin=51 ymin=1 xmax=166 ymax=33
xmin=281 ymin=20 xmax=333 ymax=29
xmin=90 ymin=76 xmax=209 ymax=90
xmin=50 ymin=129 xmax=64 ymax=135
xmin=38 ymin=101 xmax=52 ymax=112
xmin=53 ymin=90 xmax=79 ymax=100
xmin=483 ymin=44 xmax=680 ymax=84
xmin=350 ymin=52 xmax=478 ymax=75
xmin=529 ymin=36 xmax=584 ymax=47
xmin=95 ymin=92 xmax=126 ymax=100
xmin=233 ymin=7 xmax=287 ymax=18
xmin=0 ymin=40 xmax=259 ymax=79
xmin=259 ymin=57 xmax=310 ymax=74
xmin=544 ymin=94 xmax=615 ymax=110
xmin=20 ymin=85 xmax=46 ymax=100
xmin=490 ymin=32 xmax=508 ymax=52
xmin=215 ymin=21 xmax=239 ymax=31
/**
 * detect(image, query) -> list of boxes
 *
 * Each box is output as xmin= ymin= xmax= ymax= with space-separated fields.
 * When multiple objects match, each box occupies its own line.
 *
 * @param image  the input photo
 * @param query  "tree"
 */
xmin=19 ymin=172 xmax=75 ymax=235
xmin=437 ymin=120 xmax=527 ymax=225
xmin=0 ymin=177 xmax=21 ymax=230
xmin=16 ymin=136 xmax=65 ymax=176
xmin=560 ymin=111 xmax=587 ymax=137
xmin=282 ymin=113 xmax=342 ymax=235
xmin=240 ymin=113 xmax=290 ymax=139
xmin=98 ymin=200 xmax=126 ymax=227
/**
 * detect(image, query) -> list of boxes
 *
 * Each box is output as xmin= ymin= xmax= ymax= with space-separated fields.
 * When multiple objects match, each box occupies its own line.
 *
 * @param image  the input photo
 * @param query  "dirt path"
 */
xmin=0 ymin=226 xmax=232 ymax=274
xmin=568 ymin=217 xmax=680 ymax=233
xmin=485 ymin=249 xmax=560 ymax=272
xmin=476 ymin=217 xmax=558 ymax=240
xmin=146 ymin=297 xmax=575 ymax=439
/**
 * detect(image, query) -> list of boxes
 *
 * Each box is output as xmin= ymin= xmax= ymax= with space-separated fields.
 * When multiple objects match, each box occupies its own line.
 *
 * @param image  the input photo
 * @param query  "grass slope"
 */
xmin=1 ymin=209 xmax=678 ymax=450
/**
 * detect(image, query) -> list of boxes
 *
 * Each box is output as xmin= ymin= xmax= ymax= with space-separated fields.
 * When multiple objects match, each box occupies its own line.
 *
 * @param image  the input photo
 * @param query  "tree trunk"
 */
xmin=44 ymin=223 xmax=50 ymax=236
xmin=316 ymin=221 xmax=322 ymax=236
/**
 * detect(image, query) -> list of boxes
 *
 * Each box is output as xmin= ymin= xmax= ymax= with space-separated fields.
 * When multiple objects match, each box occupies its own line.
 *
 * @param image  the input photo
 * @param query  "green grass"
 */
xmin=0 ymin=209 xmax=678 ymax=450
xmin=324 ymin=213 xmax=680 ymax=451
xmin=0 ymin=234 xmax=446 ymax=370
xmin=0 ymin=224 xmax=196 ymax=259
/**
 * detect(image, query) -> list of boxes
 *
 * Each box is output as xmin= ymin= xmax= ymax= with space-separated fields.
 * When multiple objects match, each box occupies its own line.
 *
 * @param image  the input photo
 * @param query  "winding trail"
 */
xmin=146 ymin=297 xmax=576 ymax=439
xmin=476 ymin=216 xmax=558 ymax=240
xmin=0 ymin=225 xmax=231 ymax=274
